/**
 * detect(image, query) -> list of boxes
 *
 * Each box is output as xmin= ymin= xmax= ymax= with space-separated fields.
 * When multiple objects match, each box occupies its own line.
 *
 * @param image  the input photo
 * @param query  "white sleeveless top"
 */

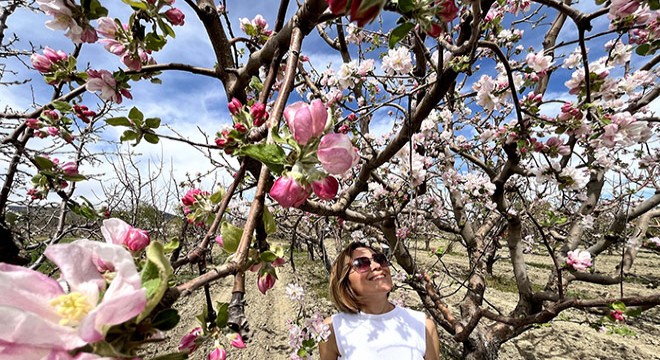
xmin=332 ymin=305 xmax=426 ymax=359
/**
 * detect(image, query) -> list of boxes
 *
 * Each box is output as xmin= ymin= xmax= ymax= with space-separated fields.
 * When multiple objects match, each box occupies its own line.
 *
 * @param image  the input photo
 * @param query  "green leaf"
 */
xmin=121 ymin=0 xmax=148 ymax=10
xmin=260 ymin=250 xmax=278 ymax=263
xmin=62 ymin=174 xmax=87 ymax=182
xmin=151 ymin=308 xmax=180 ymax=331
xmin=163 ymin=238 xmax=180 ymax=253
xmin=398 ymin=0 xmax=415 ymax=12
xmin=86 ymin=0 xmax=108 ymax=18
xmin=120 ymin=130 xmax=139 ymax=142
xmin=635 ymin=44 xmax=650 ymax=56
xmin=144 ymin=132 xmax=160 ymax=144
xmin=210 ymin=189 xmax=225 ymax=204
xmin=263 ymin=206 xmax=277 ymax=235
xmin=648 ymin=0 xmax=659 ymax=10
xmin=128 ymin=107 xmax=144 ymax=125
xmin=51 ymin=100 xmax=72 ymax=113
xmin=158 ymin=19 xmax=176 ymax=38
xmin=625 ymin=307 xmax=643 ymax=317
xmin=145 ymin=32 xmax=167 ymax=52
xmin=220 ymin=221 xmax=243 ymax=254
xmin=34 ymin=156 xmax=55 ymax=170
xmin=611 ymin=301 xmax=626 ymax=311
xmin=389 ymin=22 xmax=414 ymax=49
xmin=106 ymin=117 xmax=132 ymax=127
xmin=151 ymin=78 xmax=163 ymax=84
xmin=145 ymin=117 xmax=161 ymax=129
xmin=249 ymin=76 xmax=263 ymax=92
xmin=138 ymin=242 xmax=174 ymax=322
xmin=215 ymin=302 xmax=229 ymax=328
xmin=235 ymin=144 xmax=287 ymax=175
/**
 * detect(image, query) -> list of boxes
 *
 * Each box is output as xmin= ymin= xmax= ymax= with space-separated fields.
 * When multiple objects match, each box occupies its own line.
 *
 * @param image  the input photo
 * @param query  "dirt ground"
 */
xmin=144 ymin=240 xmax=660 ymax=359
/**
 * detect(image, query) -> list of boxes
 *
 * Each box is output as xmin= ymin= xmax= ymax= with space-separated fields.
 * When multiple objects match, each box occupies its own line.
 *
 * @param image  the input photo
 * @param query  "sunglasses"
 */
xmin=351 ymin=253 xmax=389 ymax=273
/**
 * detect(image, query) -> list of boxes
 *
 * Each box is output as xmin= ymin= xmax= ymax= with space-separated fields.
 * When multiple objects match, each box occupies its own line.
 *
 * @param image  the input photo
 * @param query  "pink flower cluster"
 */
xmin=0 ymin=238 xmax=147 ymax=358
xmin=96 ymin=17 xmax=155 ymax=71
xmin=325 ymin=0 xmax=386 ymax=27
xmin=36 ymin=0 xmax=98 ymax=44
xmin=101 ymin=218 xmax=151 ymax=252
xmin=566 ymin=249 xmax=592 ymax=271
xmin=86 ymin=69 xmax=132 ymax=104
xmin=30 ymin=47 xmax=68 ymax=73
xmin=268 ymin=99 xmax=359 ymax=209
xmin=215 ymin=98 xmax=268 ymax=154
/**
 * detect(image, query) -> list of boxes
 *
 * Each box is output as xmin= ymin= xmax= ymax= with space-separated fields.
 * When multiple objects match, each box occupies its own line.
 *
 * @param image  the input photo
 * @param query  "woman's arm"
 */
xmin=319 ymin=316 xmax=340 ymax=360
xmin=424 ymin=317 xmax=441 ymax=360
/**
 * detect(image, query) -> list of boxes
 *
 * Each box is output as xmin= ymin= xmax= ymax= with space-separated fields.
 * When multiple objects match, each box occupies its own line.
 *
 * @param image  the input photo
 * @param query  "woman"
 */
xmin=319 ymin=242 xmax=440 ymax=359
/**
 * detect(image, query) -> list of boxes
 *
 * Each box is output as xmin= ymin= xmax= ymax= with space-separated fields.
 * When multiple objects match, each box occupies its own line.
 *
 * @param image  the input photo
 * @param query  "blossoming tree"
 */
xmin=1 ymin=0 xmax=659 ymax=358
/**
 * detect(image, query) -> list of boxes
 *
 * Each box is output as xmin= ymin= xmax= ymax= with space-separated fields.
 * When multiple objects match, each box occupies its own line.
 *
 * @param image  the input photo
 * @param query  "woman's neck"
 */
xmin=360 ymin=298 xmax=394 ymax=315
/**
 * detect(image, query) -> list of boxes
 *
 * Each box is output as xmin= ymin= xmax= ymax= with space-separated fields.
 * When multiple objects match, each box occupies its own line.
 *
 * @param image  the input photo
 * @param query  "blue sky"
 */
xmin=1 ymin=1 xmax=657 ymax=211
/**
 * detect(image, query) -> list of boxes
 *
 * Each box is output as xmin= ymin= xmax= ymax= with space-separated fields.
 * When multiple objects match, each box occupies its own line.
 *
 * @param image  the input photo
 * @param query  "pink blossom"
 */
xmin=269 ymin=175 xmax=311 ymax=208
xmin=526 ymin=51 xmax=553 ymax=73
xmin=30 ymin=53 xmax=54 ymax=73
xmin=608 ymin=0 xmax=640 ymax=20
xmin=43 ymin=47 xmax=68 ymax=62
xmin=47 ymin=126 xmax=60 ymax=137
xmin=610 ymin=310 xmax=625 ymax=322
xmin=250 ymin=102 xmax=267 ymax=126
xmin=436 ymin=0 xmax=460 ymax=22
xmin=349 ymin=0 xmax=385 ymax=27
xmin=215 ymin=235 xmax=224 ymax=247
xmin=100 ymin=39 xmax=127 ymax=55
xmin=257 ymin=272 xmax=276 ymax=294
xmin=96 ymin=17 xmax=119 ymax=38
xmin=316 ymin=133 xmax=359 ymax=175
xmin=228 ymin=97 xmax=242 ymax=115
xmin=566 ymin=249 xmax=592 ymax=271
xmin=272 ymin=257 xmax=286 ymax=267
xmin=227 ymin=333 xmax=246 ymax=348
xmin=312 ymin=176 xmax=339 ymax=200
xmin=165 ymin=8 xmax=185 ymax=26
xmin=86 ymin=70 xmax=124 ymax=104
xmin=0 ymin=239 xmax=147 ymax=357
xmin=80 ymin=27 xmax=98 ymax=43
xmin=121 ymin=54 xmax=140 ymax=71
xmin=208 ymin=346 xmax=227 ymax=360
xmin=178 ymin=327 xmax=202 ymax=353
xmin=59 ymin=161 xmax=78 ymax=176
xmin=283 ymin=99 xmax=328 ymax=145
xmin=326 ymin=0 xmax=349 ymax=14
xmin=101 ymin=218 xmax=151 ymax=252
xmin=25 ymin=118 xmax=42 ymax=129
xmin=181 ymin=188 xmax=203 ymax=206
xmin=382 ymin=47 xmax=413 ymax=76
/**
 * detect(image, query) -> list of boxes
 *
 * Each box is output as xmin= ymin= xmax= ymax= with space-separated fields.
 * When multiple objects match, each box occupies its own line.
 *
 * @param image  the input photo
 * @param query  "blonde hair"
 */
xmin=329 ymin=242 xmax=380 ymax=314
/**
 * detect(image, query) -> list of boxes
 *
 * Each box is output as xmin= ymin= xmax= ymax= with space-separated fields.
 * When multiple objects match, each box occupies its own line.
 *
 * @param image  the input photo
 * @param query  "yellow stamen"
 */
xmin=50 ymin=292 xmax=92 ymax=326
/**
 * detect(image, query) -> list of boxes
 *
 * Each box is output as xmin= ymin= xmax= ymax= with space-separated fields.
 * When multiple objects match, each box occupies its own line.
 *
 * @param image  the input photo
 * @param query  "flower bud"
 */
xmin=178 ymin=327 xmax=202 ymax=353
xmin=257 ymin=272 xmax=276 ymax=294
xmin=59 ymin=162 xmax=79 ymax=176
xmin=283 ymin=99 xmax=328 ymax=145
xmin=125 ymin=227 xmax=150 ymax=252
xmin=316 ymin=133 xmax=359 ymax=175
xmin=165 ymin=8 xmax=185 ymax=26
xmin=250 ymin=102 xmax=267 ymax=124
xmin=269 ymin=175 xmax=311 ymax=208
xmin=312 ymin=176 xmax=339 ymax=200
xmin=228 ymin=98 xmax=242 ymax=115
xmin=208 ymin=346 xmax=227 ymax=360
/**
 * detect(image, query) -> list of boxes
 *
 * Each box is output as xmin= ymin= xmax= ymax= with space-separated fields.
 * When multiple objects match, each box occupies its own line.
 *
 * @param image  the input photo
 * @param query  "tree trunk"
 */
xmin=462 ymin=331 xmax=501 ymax=360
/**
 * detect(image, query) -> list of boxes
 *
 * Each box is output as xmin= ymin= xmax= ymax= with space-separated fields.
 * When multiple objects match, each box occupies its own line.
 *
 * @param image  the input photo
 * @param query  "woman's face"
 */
xmin=347 ymin=247 xmax=393 ymax=297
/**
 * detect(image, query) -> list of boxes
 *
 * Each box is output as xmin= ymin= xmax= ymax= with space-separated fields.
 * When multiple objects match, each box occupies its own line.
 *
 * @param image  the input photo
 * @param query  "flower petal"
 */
xmin=0 ymin=264 xmax=64 ymax=323
xmin=0 ymin=306 xmax=86 ymax=351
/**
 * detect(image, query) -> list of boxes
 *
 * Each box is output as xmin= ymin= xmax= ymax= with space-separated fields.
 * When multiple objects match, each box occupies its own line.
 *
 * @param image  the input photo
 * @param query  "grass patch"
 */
xmin=290 ymin=247 xmax=331 ymax=301
xmin=527 ymin=261 xmax=555 ymax=270
xmin=486 ymin=274 xmax=544 ymax=293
